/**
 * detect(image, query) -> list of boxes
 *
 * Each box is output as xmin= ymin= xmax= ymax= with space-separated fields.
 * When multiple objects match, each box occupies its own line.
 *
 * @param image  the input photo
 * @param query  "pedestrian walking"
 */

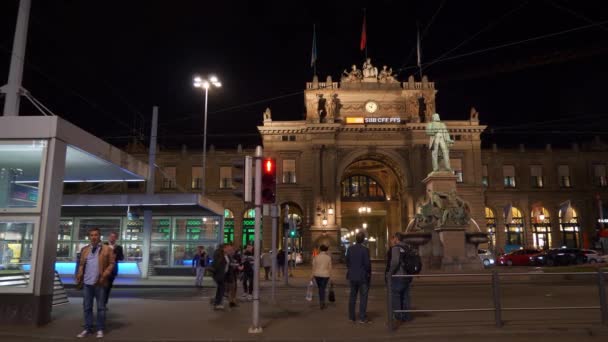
xmin=261 ymin=249 xmax=272 ymax=280
xmin=209 ymin=244 xmax=228 ymax=310
xmin=103 ymin=231 xmax=123 ymax=308
xmin=192 ymin=246 xmax=207 ymax=287
xmin=311 ymin=244 xmax=332 ymax=309
xmin=240 ymin=245 xmax=254 ymax=300
xmin=75 ymin=228 xmax=116 ymax=339
xmin=225 ymin=244 xmax=239 ymax=308
xmin=346 ymin=231 xmax=371 ymax=324
xmin=387 ymin=232 xmax=415 ymax=323
xmin=277 ymin=249 xmax=286 ymax=278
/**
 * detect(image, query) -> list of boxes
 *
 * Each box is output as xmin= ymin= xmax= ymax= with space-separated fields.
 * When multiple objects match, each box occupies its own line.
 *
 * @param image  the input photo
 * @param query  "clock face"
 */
xmin=365 ymin=101 xmax=378 ymax=113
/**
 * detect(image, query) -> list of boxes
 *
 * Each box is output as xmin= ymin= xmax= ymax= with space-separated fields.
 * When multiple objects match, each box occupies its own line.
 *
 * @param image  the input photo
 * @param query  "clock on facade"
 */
xmin=365 ymin=101 xmax=378 ymax=113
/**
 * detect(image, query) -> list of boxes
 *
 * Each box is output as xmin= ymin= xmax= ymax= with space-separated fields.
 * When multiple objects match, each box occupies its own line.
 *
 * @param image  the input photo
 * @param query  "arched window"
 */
xmin=223 ymin=209 xmax=235 ymax=243
xmin=485 ymin=207 xmax=496 ymax=249
xmin=504 ymin=207 xmax=524 ymax=248
xmin=559 ymin=206 xmax=579 ymax=248
xmin=243 ymin=209 xmax=255 ymax=219
xmin=531 ymin=207 xmax=551 ymax=249
xmin=341 ymin=175 xmax=386 ymax=201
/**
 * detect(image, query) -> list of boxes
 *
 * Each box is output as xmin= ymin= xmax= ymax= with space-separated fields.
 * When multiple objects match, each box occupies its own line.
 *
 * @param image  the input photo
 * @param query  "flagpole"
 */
xmin=364 ymin=9 xmax=367 ymax=59
xmin=313 ymin=24 xmax=317 ymax=76
xmin=417 ymin=21 xmax=422 ymax=81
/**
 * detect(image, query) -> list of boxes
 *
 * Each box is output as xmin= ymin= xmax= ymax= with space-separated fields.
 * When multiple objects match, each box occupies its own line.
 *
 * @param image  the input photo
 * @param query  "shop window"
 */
xmin=173 ymin=218 xmax=219 ymax=241
xmin=341 ymin=175 xmax=386 ymax=201
xmin=281 ymin=136 xmax=289 ymax=141
xmin=451 ymin=159 xmax=463 ymax=183
xmin=0 ymin=218 xmax=36 ymax=287
xmin=558 ymin=165 xmax=571 ymax=188
xmin=530 ymin=165 xmax=544 ymax=188
xmin=162 ymin=166 xmax=177 ymax=189
xmin=151 ymin=218 xmax=171 ymax=241
xmin=0 ymin=140 xmax=47 ymax=210
xmin=282 ymin=159 xmax=297 ymax=184
xmin=482 ymin=165 xmax=489 ymax=187
xmin=150 ymin=243 xmax=170 ymax=266
xmin=504 ymin=207 xmax=524 ymax=247
xmin=76 ymin=218 xmax=122 ymax=241
xmin=191 ymin=166 xmax=202 ymax=189
xmin=559 ymin=207 xmax=579 ymax=248
xmin=219 ymin=166 xmax=233 ymax=189
xmin=289 ymin=135 xmax=296 ymax=141
xmin=485 ymin=207 xmax=496 ymax=249
xmin=503 ymin=165 xmax=516 ymax=188
xmin=595 ymin=165 xmax=607 ymax=187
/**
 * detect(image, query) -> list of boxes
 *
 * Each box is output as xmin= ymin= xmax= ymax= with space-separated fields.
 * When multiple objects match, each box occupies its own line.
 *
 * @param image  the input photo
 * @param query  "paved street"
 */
xmin=1 ymin=265 xmax=607 ymax=341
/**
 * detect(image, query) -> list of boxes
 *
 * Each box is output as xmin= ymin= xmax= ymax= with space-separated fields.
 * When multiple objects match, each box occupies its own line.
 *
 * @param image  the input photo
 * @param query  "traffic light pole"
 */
xmin=249 ymin=146 xmax=263 ymax=334
xmin=271 ymin=204 xmax=278 ymax=302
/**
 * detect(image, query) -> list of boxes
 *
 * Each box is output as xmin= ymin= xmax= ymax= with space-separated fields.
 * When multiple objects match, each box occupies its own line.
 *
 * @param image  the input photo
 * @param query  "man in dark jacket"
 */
xmin=210 ymin=244 xmax=228 ymax=310
xmin=240 ymin=245 xmax=254 ymax=300
xmin=387 ymin=232 xmax=414 ymax=323
xmin=346 ymin=232 xmax=372 ymax=324
xmin=104 ymin=231 xmax=124 ymax=307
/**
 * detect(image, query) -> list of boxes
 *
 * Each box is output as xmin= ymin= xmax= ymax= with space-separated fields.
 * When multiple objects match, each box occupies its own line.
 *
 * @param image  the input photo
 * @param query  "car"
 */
xmin=582 ymin=249 xmax=608 ymax=264
xmin=478 ymin=249 xmax=495 ymax=267
xmin=532 ymin=248 xmax=588 ymax=266
xmin=498 ymin=248 xmax=541 ymax=266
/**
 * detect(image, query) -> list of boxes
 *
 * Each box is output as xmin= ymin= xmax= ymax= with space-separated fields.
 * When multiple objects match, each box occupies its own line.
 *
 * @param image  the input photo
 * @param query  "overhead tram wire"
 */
xmin=546 ymin=0 xmax=608 ymax=33
xmin=419 ymin=1 xmax=529 ymax=74
xmin=398 ymin=18 xmax=608 ymax=74
xmin=158 ymin=89 xmax=305 ymax=127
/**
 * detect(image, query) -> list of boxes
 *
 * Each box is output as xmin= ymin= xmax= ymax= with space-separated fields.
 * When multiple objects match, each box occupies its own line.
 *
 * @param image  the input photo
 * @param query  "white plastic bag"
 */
xmin=305 ymin=280 xmax=313 ymax=301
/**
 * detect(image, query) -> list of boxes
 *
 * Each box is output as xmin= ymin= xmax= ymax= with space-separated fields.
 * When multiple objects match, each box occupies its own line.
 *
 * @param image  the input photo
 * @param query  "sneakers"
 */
xmin=96 ymin=330 xmax=104 ymax=339
xmin=246 ymin=294 xmax=253 ymax=301
xmin=358 ymin=319 xmax=372 ymax=324
xmin=214 ymin=304 xmax=225 ymax=310
xmin=241 ymin=293 xmax=248 ymax=299
xmin=76 ymin=330 xmax=90 ymax=338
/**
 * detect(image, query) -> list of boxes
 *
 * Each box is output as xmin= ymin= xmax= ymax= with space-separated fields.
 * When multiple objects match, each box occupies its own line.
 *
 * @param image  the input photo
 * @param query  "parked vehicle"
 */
xmin=532 ymin=248 xmax=588 ymax=266
xmin=478 ymin=249 xmax=495 ymax=267
xmin=498 ymin=248 xmax=541 ymax=266
xmin=582 ymin=249 xmax=608 ymax=264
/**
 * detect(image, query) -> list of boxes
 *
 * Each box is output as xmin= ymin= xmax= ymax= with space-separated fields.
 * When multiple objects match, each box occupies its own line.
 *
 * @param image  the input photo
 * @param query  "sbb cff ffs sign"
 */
xmin=262 ymin=158 xmax=276 ymax=204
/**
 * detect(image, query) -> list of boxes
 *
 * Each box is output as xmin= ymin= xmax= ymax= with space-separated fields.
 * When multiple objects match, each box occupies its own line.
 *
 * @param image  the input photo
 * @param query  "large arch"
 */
xmin=336 ymin=149 xmax=410 ymax=190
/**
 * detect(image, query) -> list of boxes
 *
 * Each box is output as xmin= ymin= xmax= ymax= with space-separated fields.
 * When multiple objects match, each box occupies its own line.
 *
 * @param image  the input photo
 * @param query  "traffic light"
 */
xmin=232 ymin=156 xmax=252 ymax=203
xmin=261 ymin=158 xmax=276 ymax=204
xmin=289 ymin=229 xmax=296 ymax=238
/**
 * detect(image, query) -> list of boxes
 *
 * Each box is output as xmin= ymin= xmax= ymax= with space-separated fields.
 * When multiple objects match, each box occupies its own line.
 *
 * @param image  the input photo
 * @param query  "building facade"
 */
xmin=65 ymin=65 xmax=608 ymax=261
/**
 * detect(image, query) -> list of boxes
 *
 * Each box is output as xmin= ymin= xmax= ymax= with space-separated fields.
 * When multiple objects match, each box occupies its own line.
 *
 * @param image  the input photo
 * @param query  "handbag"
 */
xmin=328 ymin=281 xmax=336 ymax=303
xmin=305 ymin=280 xmax=314 ymax=301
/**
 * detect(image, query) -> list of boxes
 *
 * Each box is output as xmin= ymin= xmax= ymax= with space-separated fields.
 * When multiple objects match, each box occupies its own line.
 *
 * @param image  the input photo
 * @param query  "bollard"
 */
xmin=491 ymin=270 xmax=503 ymax=327
xmin=386 ymin=272 xmax=393 ymax=331
xmin=598 ymin=269 xmax=607 ymax=326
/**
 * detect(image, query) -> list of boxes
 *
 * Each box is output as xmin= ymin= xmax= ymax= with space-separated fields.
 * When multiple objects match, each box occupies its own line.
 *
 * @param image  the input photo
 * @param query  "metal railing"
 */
xmin=386 ymin=269 xmax=608 ymax=330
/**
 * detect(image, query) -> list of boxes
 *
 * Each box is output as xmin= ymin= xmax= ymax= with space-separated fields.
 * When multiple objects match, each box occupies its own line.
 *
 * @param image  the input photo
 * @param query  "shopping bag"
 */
xmin=328 ymin=282 xmax=336 ymax=303
xmin=305 ymin=280 xmax=314 ymax=301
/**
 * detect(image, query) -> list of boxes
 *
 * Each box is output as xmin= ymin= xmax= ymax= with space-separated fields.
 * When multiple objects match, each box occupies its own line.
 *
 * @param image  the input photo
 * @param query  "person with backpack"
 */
xmin=240 ymin=245 xmax=254 ymax=301
xmin=387 ymin=232 xmax=420 ymax=323
xmin=346 ymin=231 xmax=371 ymax=324
xmin=209 ymin=244 xmax=228 ymax=310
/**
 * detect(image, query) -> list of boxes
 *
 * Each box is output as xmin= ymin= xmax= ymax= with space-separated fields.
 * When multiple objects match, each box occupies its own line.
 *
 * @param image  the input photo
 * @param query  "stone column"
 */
xmin=495 ymin=211 xmax=506 ymax=253
xmin=550 ymin=208 xmax=561 ymax=248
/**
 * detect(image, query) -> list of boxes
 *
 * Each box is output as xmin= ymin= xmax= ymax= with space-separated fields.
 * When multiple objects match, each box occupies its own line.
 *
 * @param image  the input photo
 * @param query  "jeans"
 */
xmin=226 ymin=280 xmax=237 ymax=304
xmin=314 ymin=276 xmax=329 ymax=305
xmin=390 ymin=277 xmax=412 ymax=321
xmin=264 ymin=266 xmax=271 ymax=280
xmin=83 ymin=284 xmax=107 ymax=332
xmin=214 ymin=280 xmax=225 ymax=306
xmin=195 ymin=266 xmax=205 ymax=286
xmin=104 ymin=276 xmax=115 ymax=305
xmin=349 ymin=280 xmax=369 ymax=321
xmin=242 ymin=272 xmax=253 ymax=295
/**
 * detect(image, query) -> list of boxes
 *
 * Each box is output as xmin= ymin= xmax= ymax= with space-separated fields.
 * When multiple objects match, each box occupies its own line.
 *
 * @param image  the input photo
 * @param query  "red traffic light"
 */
xmin=262 ymin=158 xmax=276 ymax=204
xmin=264 ymin=159 xmax=275 ymax=174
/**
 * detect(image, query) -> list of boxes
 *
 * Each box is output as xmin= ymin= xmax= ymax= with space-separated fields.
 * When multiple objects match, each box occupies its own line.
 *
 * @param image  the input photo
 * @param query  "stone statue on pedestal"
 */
xmin=426 ymin=113 xmax=454 ymax=171
xmin=263 ymin=107 xmax=272 ymax=122
xmin=362 ymin=58 xmax=378 ymax=78
xmin=342 ymin=65 xmax=363 ymax=82
xmin=378 ymin=65 xmax=397 ymax=83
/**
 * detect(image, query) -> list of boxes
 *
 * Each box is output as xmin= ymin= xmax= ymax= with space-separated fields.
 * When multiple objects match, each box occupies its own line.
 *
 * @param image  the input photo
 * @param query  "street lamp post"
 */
xmin=193 ymin=75 xmax=221 ymax=196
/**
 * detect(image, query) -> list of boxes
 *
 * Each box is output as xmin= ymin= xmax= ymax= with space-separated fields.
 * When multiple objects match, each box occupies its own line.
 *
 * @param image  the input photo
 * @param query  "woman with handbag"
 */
xmin=311 ymin=244 xmax=332 ymax=309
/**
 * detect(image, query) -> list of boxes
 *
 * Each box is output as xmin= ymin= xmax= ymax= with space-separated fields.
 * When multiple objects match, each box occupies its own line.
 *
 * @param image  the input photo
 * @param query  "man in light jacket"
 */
xmin=75 ymin=228 xmax=115 ymax=339
xmin=311 ymin=244 xmax=332 ymax=309
xmin=346 ymin=231 xmax=372 ymax=323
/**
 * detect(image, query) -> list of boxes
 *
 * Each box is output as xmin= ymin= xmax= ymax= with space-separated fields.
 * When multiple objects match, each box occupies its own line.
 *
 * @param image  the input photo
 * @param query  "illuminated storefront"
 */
xmin=504 ymin=207 xmax=525 ymax=252
xmin=532 ymin=207 xmax=551 ymax=250
xmin=560 ymin=207 xmax=580 ymax=248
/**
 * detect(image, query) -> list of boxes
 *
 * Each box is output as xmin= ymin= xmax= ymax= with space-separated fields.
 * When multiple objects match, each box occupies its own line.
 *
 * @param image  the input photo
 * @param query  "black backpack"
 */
xmin=399 ymin=245 xmax=422 ymax=275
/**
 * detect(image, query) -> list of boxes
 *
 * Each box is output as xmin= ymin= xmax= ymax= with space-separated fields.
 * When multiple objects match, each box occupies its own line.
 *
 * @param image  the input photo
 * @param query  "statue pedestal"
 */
xmin=435 ymin=225 xmax=482 ymax=271
xmin=423 ymin=171 xmax=458 ymax=194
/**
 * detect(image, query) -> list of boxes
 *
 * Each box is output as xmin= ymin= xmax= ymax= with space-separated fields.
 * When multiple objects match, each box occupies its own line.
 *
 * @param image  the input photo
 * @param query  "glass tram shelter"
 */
xmin=0 ymin=116 xmax=223 ymax=325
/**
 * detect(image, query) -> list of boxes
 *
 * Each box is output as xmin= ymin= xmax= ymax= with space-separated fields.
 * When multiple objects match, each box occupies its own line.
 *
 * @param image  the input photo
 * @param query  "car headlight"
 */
xmin=490 ymin=259 xmax=495 ymax=264
xmin=538 ymin=256 xmax=544 ymax=259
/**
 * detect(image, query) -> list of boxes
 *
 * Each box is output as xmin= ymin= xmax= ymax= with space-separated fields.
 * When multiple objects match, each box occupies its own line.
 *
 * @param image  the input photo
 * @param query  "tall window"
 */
xmin=595 ymin=165 xmax=607 ymax=187
xmin=451 ymin=159 xmax=463 ymax=183
xmin=224 ymin=209 xmax=235 ymax=244
xmin=162 ymin=166 xmax=177 ymax=189
xmin=558 ymin=165 xmax=571 ymax=188
xmin=482 ymin=165 xmax=489 ymax=187
xmin=505 ymin=207 xmax=524 ymax=247
xmin=191 ymin=166 xmax=202 ymax=189
xmin=219 ymin=167 xmax=233 ymax=189
xmin=341 ymin=175 xmax=386 ymax=201
xmin=485 ymin=207 xmax=496 ymax=249
xmin=503 ymin=165 xmax=516 ymax=188
xmin=530 ymin=165 xmax=544 ymax=188
xmin=532 ymin=207 xmax=551 ymax=249
xmin=559 ymin=207 xmax=579 ymax=248
xmin=282 ymin=159 xmax=297 ymax=184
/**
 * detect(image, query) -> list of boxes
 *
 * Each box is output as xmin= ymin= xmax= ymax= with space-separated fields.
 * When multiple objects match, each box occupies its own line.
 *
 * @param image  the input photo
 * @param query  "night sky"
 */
xmin=1 ymin=0 xmax=608 ymax=149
